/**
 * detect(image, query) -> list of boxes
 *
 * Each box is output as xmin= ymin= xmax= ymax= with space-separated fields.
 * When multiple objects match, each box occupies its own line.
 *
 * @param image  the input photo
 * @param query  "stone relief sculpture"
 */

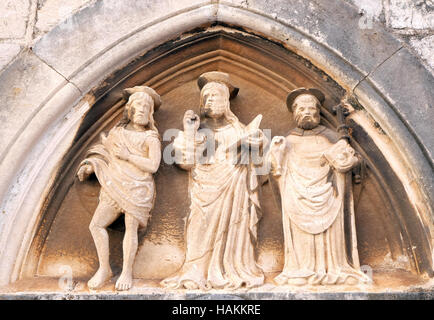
xmin=162 ymin=71 xmax=267 ymax=290
xmin=267 ymin=88 xmax=370 ymax=286
xmin=71 ymin=81 xmax=369 ymax=291
xmin=77 ymin=86 xmax=162 ymax=291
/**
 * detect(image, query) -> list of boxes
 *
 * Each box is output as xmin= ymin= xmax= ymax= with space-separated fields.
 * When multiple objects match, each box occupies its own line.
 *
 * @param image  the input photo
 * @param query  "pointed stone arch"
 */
xmin=0 ymin=1 xmax=432 ymax=286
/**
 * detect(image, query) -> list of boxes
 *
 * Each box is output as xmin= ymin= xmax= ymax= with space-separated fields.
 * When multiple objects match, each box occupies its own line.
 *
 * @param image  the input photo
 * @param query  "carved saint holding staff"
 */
xmin=77 ymin=86 xmax=162 ymax=291
xmin=267 ymin=88 xmax=370 ymax=285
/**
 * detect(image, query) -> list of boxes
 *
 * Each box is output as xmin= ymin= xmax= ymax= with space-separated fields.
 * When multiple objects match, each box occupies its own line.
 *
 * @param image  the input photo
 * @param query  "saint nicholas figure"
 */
xmin=268 ymin=88 xmax=369 ymax=286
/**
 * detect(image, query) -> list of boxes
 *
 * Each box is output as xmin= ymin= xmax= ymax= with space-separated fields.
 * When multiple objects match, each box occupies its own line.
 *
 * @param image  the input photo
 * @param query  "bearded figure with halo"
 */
xmin=267 ymin=88 xmax=370 ymax=286
xmin=162 ymin=71 xmax=266 ymax=290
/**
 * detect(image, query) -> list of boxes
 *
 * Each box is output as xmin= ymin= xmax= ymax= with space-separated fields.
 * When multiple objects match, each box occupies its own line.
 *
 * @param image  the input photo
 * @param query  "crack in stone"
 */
xmin=25 ymin=0 xmax=38 ymax=46
xmin=353 ymin=45 xmax=404 ymax=92
xmin=32 ymin=51 xmax=83 ymax=96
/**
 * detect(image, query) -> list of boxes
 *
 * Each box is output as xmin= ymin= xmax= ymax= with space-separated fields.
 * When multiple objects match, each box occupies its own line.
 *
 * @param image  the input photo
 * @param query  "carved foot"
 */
xmin=183 ymin=280 xmax=199 ymax=290
xmin=115 ymin=272 xmax=133 ymax=291
xmin=344 ymin=277 xmax=358 ymax=285
xmin=88 ymin=268 xmax=113 ymax=290
xmin=287 ymin=278 xmax=307 ymax=286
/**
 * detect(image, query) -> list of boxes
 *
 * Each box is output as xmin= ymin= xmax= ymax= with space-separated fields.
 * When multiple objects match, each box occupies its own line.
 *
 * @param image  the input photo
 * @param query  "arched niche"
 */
xmin=19 ymin=27 xmax=432 ymax=286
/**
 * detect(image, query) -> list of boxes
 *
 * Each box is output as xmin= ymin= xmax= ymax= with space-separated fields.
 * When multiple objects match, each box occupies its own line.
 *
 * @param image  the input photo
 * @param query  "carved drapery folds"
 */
xmin=268 ymin=89 xmax=369 ymax=286
xmin=162 ymin=72 xmax=265 ymax=290
xmin=77 ymin=86 xmax=162 ymax=291
xmin=76 ymin=73 xmax=377 ymax=290
xmin=20 ymin=30 xmax=432 ymax=294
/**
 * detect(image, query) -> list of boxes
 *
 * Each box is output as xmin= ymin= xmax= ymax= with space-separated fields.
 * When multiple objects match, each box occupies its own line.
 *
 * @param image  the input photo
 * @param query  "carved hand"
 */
xmin=77 ymin=164 xmax=93 ymax=181
xmin=271 ymin=136 xmax=285 ymax=147
xmin=183 ymin=110 xmax=200 ymax=133
xmin=268 ymin=136 xmax=286 ymax=176
xmin=245 ymin=128 xmax=264 ymax=147
xmin=270 ymin=136 xmax=286 ymax=156
xmin=113 ymin=143 xmax=130 ymax=161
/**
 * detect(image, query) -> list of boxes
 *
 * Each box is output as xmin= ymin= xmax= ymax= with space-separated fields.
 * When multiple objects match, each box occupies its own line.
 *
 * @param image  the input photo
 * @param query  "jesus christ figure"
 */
xmin=162 ymin=71 xmax=266 ymax=290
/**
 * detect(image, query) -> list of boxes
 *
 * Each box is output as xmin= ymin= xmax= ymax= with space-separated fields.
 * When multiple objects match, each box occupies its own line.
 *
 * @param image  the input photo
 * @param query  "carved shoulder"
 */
xmin=140 ymin=131 xmax=161 ymax=151
xmin=321 ymin=127 xmax=340 ymax=144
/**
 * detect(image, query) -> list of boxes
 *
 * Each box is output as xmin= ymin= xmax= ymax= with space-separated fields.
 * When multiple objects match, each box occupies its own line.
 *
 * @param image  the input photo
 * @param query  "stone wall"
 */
xmin=0 ymin=0 xmax=433 ymax=73
xmin=347 ymin=0 xmax=433 ymax=70
xmin=0 ymin=0 xmax=94 ymax=72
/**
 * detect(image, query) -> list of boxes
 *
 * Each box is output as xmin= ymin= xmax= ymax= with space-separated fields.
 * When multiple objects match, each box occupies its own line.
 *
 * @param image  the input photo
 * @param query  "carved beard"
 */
xmin=128 ymin=105 xmax=150 ymax=127
xmin=203 ymin=101 xmax=227 ymax=119
xmin=295 ymin=113 xmax=320 ymax=130
xmin=133 ymin=116 xmax=148 ymax=126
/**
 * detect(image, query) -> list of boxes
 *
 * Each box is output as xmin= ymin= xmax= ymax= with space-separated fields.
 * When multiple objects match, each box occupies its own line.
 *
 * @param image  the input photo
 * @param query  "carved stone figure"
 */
xmin=162 ymin=71 xmax=266 ymax=290
xmin=77 ymin=86 xmax=162 ymax=290
xmin=268 ymin=88 xmax=369 ymax=286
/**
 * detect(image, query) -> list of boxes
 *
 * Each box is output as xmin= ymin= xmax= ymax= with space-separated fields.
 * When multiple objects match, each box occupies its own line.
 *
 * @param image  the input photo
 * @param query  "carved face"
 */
xmin=128 ymin=93 xmax=153 ymax=126
xmin=201 ymin=82 xmax=230 ymax=119
xmin=293 ymin=94 xmax=321 ymax=130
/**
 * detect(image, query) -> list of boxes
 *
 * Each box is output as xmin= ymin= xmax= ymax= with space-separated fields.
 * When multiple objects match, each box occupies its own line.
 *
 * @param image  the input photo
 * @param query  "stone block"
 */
xmin=0 ymin=51 xmax=66 ymax=158
xmin=366 ymin=47 xmax=434 ymax=162
xmin=0 ymin=0 xmax=30 ymax=39
xmin=68 ymin=5 xmax=216 ymax=94
xmin=388 ymin=0 xmax=434 ymax=29
xmin=0 ymin=43 xmax=21 ymax=71
xmin=33 ymin=0 xmax=213 ymax=80
xmin=354 ymin=47 xmax=434 ymax=209
xmin=220 ymin=0 xmax=403 ymax=85
xmin=410 ymin=35 xmax=434 ymax=70
xmin=35 ymin=0 xmax=93 ymax=35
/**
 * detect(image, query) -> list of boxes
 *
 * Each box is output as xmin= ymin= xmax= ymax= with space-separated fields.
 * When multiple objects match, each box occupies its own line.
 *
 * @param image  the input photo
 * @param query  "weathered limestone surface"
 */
xmin=35 ymin=0 xmax=94 ymax=36
xmin=388 ymin=0 xmax=434 ymax=30
xmin=0 ymin=0 xmax=30 ymax=39
xmin=346 ymin=0 xmax=434 ymax=71
xmin=0 ymin=43 xmax=21 ymax=72
xmin=1 ymin=270 xmax=434 ymax=299
xmin=0 ymin=0 xmax=432 ymax=298
xmin=0 ymin=0 xmax=431 ymax=90
xmin=366 ymin=46 xmax=434 ymax=161
xmin=33 ymin=0 xmax=214 ymax=87
xmin=0 ymin=51 xmax=67 ymax=157
xmin=220 ymin=0 xmax=402 ymax=88
xmin=0 ymin=0 xmax=432 ymax=78
xmin=1 ymin=290 xmax=434 ymax=300
xmin=410 ymin=35 xmax=434 ymax=69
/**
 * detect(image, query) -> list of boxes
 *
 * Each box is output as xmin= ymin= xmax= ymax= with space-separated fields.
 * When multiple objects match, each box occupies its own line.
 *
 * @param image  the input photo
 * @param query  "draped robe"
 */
xmin=162 ymin=123 xmax=265 ymax=289
xmin=82 ymin=126 xmax=159 ymax=227
xmin=272 ymin=125 xmax=369 ymax=285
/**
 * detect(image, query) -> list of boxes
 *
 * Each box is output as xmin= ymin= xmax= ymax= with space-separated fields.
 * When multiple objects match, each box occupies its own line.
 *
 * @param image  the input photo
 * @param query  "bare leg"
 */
xmin=115 ymin=213 xmax=143 ymax=291
xmin=88 ymin=199 xmax=120 ymax=289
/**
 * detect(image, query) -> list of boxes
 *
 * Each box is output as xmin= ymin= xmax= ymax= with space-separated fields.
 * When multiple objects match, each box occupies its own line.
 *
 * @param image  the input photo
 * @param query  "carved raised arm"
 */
xmin=172 ymin=110 xmax=206 ymax=170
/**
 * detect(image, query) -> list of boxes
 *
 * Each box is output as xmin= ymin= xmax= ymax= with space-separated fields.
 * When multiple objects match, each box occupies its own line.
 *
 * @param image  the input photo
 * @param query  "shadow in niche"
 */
xmin=19 ymin=26 xmax=432 ymax=288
